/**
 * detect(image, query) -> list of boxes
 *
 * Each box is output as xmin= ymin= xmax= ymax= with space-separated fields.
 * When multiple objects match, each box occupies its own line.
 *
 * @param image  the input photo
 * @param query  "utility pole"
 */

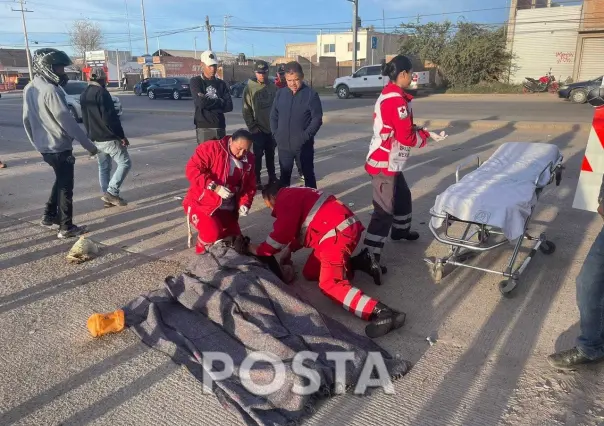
xmin=12 ymin=0 xmax=33 ymax=79
xmin=382 ymin=9 xmax=386 ymax=57
xmin=117 ymin=48 xmax=121 ymax=88
xmin=205 ymin=16 xmax=212 ymax=51
xmin=194 ymin=36 xmax=197 ymax=59
xmin=124 ymin=0 xmax=133 ymax=57
xmin=224 ymin=15 xmax=232 ymax=53
xmin=348 ymin=0 xmax=359 ymax=73
xmin=157 ymin=37 xmax=160 ymax=55
xmin=141 ymin=0 xmax=149 ymax=55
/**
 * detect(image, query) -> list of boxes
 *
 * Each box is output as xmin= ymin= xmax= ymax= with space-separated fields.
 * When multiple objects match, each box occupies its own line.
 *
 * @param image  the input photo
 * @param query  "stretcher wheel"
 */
xmin=539 ymin=241 xmax=556 ymax=255
xmin=499 ymin=279 xmax=518 ymax=298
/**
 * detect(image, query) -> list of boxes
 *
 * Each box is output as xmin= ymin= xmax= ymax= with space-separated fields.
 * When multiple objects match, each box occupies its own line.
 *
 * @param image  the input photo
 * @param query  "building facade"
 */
xmin=507 ymin=0 xmax=604 ymax=84
xmin=284 ymin=43 xmax=317 ymax=62
xmin=316 ymin=30 xmax=401 ymax=65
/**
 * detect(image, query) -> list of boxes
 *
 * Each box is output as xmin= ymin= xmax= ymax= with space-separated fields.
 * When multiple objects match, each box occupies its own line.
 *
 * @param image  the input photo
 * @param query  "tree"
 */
xmin=69 ymin=19 xmax=104 ymax=59
xmin=399 ymin=20 xmax=514 ymax=87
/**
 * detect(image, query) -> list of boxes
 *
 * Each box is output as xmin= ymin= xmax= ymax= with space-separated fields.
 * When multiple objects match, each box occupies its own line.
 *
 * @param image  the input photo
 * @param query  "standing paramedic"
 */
xmin=183 ymin=129 xmax=256 ymax=254
xmin=23 ymin=48 xmax=98 ymax=239
xmin=248 ymin=182 xmax=406 ymax=339
xmin=354 ymin=55 xmax=447 ymax=281
xmin=270 ymin=61 xmax=323 ymax=188
xmin=242 ymin=60 xmax=278 ymax=189
xmin=190 ymin=50 xmax=233 ymax=144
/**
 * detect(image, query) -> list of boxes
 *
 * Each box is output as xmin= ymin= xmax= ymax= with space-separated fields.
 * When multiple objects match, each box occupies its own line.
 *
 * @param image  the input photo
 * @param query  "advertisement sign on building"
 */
xmin=85 ymin=50 xmax=106 ymax=67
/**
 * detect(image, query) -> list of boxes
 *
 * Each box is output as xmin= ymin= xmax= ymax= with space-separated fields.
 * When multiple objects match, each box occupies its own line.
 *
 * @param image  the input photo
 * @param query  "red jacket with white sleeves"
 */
xmin=365 ymin=82 xmax=429 ymax=176
xmin=256 ymin=187 xmax=363 ymax=256
xmin=183 ymin=136 xmax=256 ymax=216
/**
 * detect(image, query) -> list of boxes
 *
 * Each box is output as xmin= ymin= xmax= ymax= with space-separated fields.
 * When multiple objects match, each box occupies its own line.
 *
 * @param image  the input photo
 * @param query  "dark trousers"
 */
xmin=363 ymin=172 xmax=412 ymax=260
xmin=576 ymin=225 xmax=604 ymax=360
xmin=42 ymin=150 xmax=75 ymax=230
xmin=252 ymin=131 xmax=277 ymax=183
xmin=196 ymin=128 xmax=225 ymax=145
xmin=278 ymin=141 xmax=316 ymax=188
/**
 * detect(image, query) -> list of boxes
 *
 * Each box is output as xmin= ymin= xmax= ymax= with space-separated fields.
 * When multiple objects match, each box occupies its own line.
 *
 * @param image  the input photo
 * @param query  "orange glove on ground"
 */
xmin=87 ymin=310 xmax=126 ymax=337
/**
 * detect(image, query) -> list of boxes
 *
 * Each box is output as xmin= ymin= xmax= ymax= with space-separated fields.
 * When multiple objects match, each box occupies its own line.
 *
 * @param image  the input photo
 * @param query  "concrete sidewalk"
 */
xmin=1 ymin=119 xmax=603 ymax=425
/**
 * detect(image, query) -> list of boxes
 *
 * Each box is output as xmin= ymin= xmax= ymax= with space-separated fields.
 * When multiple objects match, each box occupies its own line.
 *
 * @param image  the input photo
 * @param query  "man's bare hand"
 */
xmin=280 ymin=246 xmax=292 ymax=266
xmin=121 ymin=138 xmax=130 ymax=147
xmin=247 ymin=243 xmax=258 ymax=256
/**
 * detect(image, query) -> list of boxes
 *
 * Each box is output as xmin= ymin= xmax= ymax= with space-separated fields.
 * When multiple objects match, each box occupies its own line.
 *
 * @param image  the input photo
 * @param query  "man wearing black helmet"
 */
xmin=23 ymin=48 xmax=98 ymax=239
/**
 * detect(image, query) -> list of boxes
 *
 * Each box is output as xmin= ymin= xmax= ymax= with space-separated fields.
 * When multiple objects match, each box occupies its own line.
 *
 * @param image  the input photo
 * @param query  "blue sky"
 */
xmin=0 ymin=0 xmax=511 ymax=57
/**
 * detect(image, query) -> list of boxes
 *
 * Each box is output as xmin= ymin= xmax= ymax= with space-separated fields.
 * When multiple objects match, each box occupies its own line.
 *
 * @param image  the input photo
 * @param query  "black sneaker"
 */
xmin=256 ymin=182 xmax=264 ymax=191
xmin=41 ymin=215 xmax=60 ymax=229
xmin=547 ymin=347 xmax=602 ymax=370
xmin=350 ymin=248 xmax=383 ymax=286
xmin=103 ymin=202 xmax=114 ymax=209
xmin=102 ymin=192 xmax=127 ymax=206
xmin=365 ymin=303 xmax=407 ymax=338
xmin=57 ymin=224 xmax=88 ymax=239
xmin=392 ymin=229 xmax=420 ymax=241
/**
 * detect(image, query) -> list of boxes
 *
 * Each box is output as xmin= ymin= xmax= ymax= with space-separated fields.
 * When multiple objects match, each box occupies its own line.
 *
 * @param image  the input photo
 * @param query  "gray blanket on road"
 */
xmin=122 ymin=243 xmax=411 ymax=426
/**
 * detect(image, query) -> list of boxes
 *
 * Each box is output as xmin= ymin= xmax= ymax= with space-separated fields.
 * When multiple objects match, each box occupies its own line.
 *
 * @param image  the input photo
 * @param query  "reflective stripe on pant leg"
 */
xmin=364 ymin=174 xmax=394 ymax=254
xmin=392 ymin=173 xmax=412 ymax=230
xmin=318 ymin=244 xmax=378 ymax=321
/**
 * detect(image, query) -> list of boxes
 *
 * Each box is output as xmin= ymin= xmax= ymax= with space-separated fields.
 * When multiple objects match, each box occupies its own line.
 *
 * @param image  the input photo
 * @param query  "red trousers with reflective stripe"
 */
xmin=185 ymin=205 xmax=241 ymax=254
xmin=302 ymin=221 xmax=378 ymax=321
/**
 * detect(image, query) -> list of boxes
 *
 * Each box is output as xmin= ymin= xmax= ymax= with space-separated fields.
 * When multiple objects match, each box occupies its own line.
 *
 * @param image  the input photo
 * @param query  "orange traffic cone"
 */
xmin=87 ymin=310 xmax=126 ymax=337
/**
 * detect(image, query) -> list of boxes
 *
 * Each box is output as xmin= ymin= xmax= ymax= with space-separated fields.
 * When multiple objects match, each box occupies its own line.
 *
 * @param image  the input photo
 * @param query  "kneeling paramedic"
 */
xmin=183 ymin=129 xmax=256 ymax=254
xmin=248 ymin=182 xmax=406 ymax=338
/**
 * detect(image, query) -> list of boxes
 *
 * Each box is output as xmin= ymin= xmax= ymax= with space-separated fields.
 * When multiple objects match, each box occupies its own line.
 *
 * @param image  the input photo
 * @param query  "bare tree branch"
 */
xmin=69 ymin=19 xmax=104 ymax=60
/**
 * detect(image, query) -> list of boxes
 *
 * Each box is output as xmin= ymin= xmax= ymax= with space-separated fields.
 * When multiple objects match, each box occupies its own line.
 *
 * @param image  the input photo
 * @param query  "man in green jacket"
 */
xmin=242 ymin=60 xmax=278 ymax=189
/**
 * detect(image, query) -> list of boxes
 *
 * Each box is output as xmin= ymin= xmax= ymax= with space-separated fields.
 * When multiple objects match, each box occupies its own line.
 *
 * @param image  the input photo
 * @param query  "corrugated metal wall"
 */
xmin=578 ymin=37 xmax=604 ymax=81
xmin=510 ymin=6 xmax=581 ymax=84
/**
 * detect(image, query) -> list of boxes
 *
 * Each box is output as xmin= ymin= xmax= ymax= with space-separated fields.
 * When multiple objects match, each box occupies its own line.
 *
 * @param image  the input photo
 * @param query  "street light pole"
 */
xmin=141 ymin=0 xmax=149 ymax=55
xmin=194 ymin=36 xmax=197 ymax=59
xmin=348 ymin=0 xmax=359 ymax=73
xmin=12 ymin=0 xmax=33 ymax=79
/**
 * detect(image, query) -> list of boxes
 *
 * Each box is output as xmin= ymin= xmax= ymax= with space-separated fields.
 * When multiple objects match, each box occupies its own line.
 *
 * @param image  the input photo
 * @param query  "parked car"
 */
xmin=60 ymin=81 xmax=123 ymax=123
xmin=230 ymin=81 xmax=247 ymax=98
xmin=134 ymin=77 xmax=161 ymax=96
xmin=147 ymin=77 xmax=192 ymax=100
xmin=558 ymin=76 xmax=603 ymax=104
xmin=333 ymin=65 xmax=430 ymax=99
xmin=16 ymin=77 xmax=30 ymax=90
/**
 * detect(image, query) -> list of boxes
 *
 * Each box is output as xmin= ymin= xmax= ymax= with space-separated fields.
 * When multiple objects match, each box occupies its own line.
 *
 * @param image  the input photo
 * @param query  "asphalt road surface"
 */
xmin=0 ymin=90 xmax=595 ymax=126
xmin=1 ymin=98 xmax=603 ymax=425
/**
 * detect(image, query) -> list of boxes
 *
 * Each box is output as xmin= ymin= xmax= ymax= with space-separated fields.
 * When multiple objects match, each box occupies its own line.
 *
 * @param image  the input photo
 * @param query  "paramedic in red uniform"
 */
xmin=248 ymin=182 xmax=406 ymax=339
xmin=351 ymin=55 xmax=447 ymax=282
xmin=183 ymin=129 xmax=256 ymax=254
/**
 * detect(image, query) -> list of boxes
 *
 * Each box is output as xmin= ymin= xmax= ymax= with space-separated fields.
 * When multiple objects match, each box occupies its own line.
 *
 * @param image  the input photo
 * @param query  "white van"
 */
xmin=333 ymin=65 xmax=429 ymax=99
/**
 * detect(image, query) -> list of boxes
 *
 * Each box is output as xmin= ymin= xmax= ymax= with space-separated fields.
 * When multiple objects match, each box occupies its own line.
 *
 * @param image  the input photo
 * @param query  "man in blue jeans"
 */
xmin=80 ymin=67 xmax=132 ymax=207
xmin=270 ymin=61 xmax=323 ymax=188
xmin=548 ymin=175 xmax=604 ymax=370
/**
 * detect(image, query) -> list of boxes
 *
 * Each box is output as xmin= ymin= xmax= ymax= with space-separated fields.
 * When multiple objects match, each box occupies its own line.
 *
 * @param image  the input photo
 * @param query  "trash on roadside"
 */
xmin=174 ymin=196 xmax=184 ymax=200
xmin=348 ymin=202 xmax=354 ymax=207
xmin=66 ymin=236 xmax=100 ymax=264
xmin=426 ymin=336 xmax=436 ymax=346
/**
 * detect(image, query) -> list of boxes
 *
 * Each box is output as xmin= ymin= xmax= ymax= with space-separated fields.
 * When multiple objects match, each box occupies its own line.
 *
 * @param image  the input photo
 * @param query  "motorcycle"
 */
xmin=523 ymin=69 xmax=559 ymax=93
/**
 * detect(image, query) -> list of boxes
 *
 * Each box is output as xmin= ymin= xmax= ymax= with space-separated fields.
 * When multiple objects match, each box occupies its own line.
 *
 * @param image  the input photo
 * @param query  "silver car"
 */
xmin=61 ymin=80 xmax=123 ymax=123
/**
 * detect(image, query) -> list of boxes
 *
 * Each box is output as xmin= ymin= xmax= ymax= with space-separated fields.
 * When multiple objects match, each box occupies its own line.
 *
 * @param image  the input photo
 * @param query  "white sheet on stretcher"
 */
xmin=431 ymin=142 xmax=562 ymax=241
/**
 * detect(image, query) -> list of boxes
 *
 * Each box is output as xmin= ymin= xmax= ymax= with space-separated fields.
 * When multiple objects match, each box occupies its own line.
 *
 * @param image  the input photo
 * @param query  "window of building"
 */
xmin=323 ymin=44 xmax=335 ymax=53
xmin=347 ymin=42 xmax=360 ymax=52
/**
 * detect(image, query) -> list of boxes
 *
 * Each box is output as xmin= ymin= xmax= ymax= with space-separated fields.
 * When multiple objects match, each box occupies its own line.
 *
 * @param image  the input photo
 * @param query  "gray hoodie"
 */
xmin=23 ymin=76 xmax=97 ymax=154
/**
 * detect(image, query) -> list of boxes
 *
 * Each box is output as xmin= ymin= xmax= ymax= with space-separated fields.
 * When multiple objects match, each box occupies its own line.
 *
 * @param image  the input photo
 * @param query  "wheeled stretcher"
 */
xmin=424 ymin=142 xmax=564 ymax=297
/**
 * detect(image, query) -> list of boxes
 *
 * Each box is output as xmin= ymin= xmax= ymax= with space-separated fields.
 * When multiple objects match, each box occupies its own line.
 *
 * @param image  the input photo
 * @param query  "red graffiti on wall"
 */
xmin=556 ymin=51 xmax=575 ymax=64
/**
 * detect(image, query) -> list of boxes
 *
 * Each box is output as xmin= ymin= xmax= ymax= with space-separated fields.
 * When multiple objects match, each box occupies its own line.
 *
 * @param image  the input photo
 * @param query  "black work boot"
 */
xmin=391 ymin=228 xmax=420 ymax=241
xmin=365 ymin=302 xmax=406 ymax=338
xmin=256 ymin=181 xmax=264 ymax=191
xmin=41 ymin=215 xmax=60 ymax=229
xmin=547 ymin=347 xmax=602 ymax=370
xmin=350 ymin=248 xmax=384 ymax=286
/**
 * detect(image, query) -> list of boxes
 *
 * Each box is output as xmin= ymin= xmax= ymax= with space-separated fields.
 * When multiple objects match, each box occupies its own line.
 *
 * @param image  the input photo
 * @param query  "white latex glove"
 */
xmin=429 ymin=131 xmax=448 ymax=142
xmin=239 ymin=205 xmax=249 ymax=216
xmin=215 ymin=185 xmax=234 ymax=200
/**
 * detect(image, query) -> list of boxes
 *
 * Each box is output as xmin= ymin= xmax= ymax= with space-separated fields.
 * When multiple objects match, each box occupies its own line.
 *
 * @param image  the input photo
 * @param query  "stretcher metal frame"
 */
xmin=424 ymin=153 xmax=564 ymax=297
